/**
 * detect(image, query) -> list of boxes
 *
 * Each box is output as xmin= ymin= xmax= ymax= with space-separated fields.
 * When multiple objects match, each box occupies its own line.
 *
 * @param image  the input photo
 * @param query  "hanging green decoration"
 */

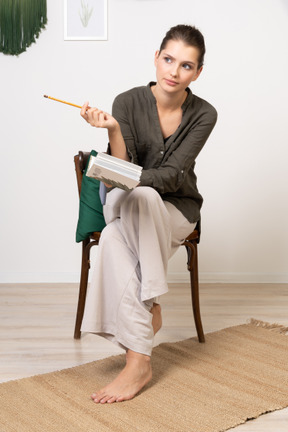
xmin=0 ymin=0 xmax=47 ymax=56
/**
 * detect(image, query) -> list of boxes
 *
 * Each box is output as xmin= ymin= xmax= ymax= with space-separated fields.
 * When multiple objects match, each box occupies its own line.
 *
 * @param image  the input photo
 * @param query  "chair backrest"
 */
xmin=74 ymin=151 xmax=91 ymax=197
xmin=195 ymin=219 xmax=201 ymax=243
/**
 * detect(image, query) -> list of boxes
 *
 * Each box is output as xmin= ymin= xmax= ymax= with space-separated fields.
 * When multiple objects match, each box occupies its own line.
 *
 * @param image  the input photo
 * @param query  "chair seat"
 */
xmin=91 ymin=230 xmax=199 ymax=243
xmin=90 ymin=232 xmax=101 ymax=242
xmin=183 ymin=229 xmax=199 ymax=242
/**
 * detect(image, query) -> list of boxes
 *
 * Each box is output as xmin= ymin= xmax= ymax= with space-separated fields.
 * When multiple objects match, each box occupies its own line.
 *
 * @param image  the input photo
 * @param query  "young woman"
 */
xmin=80 ymin=24 xmax=217 ymax=404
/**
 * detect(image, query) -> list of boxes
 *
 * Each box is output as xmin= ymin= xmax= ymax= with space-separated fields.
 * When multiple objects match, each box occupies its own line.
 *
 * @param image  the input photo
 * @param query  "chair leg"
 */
xmin=186 ymin=242 xmax=205 ymax=343
xmin=74 ymin=239 xmax=90 ymax=339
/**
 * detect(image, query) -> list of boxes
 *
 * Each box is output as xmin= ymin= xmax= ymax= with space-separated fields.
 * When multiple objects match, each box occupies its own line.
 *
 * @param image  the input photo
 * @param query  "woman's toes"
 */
xmin=100 ymin=394 xmax=114 ymax=404
xmin=107 ymin=395 xmax=118 ymax=404
xmin=91 ymin=391 xmax=105 ymax=403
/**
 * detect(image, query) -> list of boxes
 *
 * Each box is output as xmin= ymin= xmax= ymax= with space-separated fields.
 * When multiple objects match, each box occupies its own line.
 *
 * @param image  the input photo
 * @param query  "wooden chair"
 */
xmin=74 ymin=151 xmax=205 ymax=343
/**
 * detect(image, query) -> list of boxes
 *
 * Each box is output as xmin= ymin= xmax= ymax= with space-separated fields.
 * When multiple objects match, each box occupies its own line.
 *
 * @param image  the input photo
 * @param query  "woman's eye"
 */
xmin=183 ymin=63 xmax=192 ymax=70
xmin=164 ymin=57 xmax=172 ymax=63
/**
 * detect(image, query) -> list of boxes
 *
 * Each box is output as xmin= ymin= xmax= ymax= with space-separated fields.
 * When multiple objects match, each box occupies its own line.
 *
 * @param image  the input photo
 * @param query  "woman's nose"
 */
xmin=170 ymin=65 xmax=178 ymax=78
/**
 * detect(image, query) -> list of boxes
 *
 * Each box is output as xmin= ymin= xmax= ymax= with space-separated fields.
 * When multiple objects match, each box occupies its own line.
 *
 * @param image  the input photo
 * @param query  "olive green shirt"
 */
xmin=111 ymin=82 xmax=217 ymax=223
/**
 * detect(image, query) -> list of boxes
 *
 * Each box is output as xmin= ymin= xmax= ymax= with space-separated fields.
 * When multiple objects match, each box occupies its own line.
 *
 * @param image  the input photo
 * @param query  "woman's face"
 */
xmin=154 ymin=39 xmax=203 ymax=94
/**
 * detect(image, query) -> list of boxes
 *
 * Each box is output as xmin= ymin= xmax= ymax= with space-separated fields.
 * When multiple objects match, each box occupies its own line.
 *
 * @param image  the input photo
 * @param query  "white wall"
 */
xmin=1 ymin=0 xmax=288 ymax=283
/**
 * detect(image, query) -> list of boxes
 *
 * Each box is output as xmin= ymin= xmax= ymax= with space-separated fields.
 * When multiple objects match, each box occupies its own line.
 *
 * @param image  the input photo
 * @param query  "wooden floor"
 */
xmin=1 ymin=283 xmax=287 ymax=431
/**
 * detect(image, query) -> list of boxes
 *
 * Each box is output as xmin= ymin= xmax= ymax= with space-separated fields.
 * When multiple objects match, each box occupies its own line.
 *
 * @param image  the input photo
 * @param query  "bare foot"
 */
xmin=91 ymin=350 xmax=152 ymax=404
xmin=151 ymin=303 xmax=162 ymax=334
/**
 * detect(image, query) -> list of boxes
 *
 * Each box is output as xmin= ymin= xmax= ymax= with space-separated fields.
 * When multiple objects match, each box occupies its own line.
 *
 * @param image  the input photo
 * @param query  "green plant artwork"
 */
xmin=0 ymin=0 xmax=47 ymax=55
xmin=79 ymin=0 xmax=94 ymax=28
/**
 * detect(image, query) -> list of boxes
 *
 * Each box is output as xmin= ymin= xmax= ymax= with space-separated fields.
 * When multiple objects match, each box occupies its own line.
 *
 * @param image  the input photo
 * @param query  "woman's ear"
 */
xmin=191 ymin=65 xmax=203 ymax=82
xmin=154 ymin=50 xmax=160 ymax=66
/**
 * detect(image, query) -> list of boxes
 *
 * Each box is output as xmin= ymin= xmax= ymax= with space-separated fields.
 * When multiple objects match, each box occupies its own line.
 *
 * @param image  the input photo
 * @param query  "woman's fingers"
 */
xmin=88 ymin=109 xmax=103 ymax=125
xmin=97 ymin=111 xmax=106 ymax=125
xmin=80 ymin=104 xmax=116 ymax=131
xmin=84 ymin=107 xmax=107 ymax=127
xmin=80 ymin=101 xmax=90 ymax=120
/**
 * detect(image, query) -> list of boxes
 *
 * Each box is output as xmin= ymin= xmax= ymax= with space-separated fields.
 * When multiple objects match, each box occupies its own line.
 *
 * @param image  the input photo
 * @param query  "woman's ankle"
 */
xmin=151 ymin=303 xmax=162 ymax=334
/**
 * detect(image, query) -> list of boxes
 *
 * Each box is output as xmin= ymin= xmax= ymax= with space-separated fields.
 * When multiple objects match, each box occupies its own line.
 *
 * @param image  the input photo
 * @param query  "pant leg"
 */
xmin=164 ymin=201 xmax=197 ymax=258
xmin=81 ymin=187 xmax=196 ymax=355
xmin=81 ymin=218 xmax=154 ymax=356
xmin=119 ymin=187 xmax=172 ymax=301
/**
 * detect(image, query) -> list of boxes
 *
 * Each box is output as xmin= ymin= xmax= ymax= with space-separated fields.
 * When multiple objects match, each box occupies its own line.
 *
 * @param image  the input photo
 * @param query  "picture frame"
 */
xmin=64 ymin=0 xmax=107 ymax=41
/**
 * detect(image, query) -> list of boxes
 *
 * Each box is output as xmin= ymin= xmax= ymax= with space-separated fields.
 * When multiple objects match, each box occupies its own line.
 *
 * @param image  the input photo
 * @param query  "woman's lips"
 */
xmin=164 ymin=79 xmax=178 ymax=86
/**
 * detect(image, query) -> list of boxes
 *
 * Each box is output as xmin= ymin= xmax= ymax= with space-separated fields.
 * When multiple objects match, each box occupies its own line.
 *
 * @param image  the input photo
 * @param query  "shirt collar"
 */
xmin=147 ymin=81 xmax=193 ymax=110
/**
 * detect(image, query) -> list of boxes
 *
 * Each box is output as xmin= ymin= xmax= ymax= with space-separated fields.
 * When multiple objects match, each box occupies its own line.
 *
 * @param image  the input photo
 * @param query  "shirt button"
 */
xmin=160 ymin=151 xmax=164 ymax=155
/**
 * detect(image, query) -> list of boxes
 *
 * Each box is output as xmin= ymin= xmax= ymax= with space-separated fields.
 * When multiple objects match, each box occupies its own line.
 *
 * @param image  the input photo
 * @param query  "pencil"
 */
xmin=44 ymin=95 xmax=82 ymax=109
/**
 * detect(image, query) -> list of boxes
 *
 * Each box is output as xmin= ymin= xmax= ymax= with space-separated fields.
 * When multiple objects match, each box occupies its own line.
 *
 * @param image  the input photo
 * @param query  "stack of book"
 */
xmin=86 ymin=152 xmax=143 ymax=192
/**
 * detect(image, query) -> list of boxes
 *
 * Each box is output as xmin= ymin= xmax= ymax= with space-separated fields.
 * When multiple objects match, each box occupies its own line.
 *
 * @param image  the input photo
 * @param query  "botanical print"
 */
xmin=79 ymin=0 xmax=93 ymax=28
xmin=64 ymin=0 xmax=107 ymax=40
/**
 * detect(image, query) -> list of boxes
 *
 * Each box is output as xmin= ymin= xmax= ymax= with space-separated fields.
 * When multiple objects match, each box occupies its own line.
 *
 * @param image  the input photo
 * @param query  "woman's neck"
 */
xmin=151 ymin=83 xmax=187 ymax=112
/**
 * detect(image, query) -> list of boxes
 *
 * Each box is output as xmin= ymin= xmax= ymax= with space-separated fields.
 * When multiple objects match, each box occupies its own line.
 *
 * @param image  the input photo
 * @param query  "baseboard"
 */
xmin=167 ymin=272 xmax=288 ymax=284
xmin=0 ymin=273 xmax=81 ymax=284
xmin=0 ymin=272 xmax=288 ymax=284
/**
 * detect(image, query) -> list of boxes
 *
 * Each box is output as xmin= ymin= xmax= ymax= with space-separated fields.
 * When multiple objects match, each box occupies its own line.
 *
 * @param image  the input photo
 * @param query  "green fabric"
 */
xmin=76 ymin=150 xmax=106 ymax=243
xmin=0 ymin=0 xmax=47 ymax=55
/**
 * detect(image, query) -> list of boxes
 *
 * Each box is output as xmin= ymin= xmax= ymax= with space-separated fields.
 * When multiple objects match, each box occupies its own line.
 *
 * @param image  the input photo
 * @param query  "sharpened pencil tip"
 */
xmin=43 ymin=95 xmax=48 ymax=98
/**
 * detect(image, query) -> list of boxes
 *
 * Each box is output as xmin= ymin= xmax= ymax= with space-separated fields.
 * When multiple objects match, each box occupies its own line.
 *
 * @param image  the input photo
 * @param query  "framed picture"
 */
xmin=64 ymin=0 xmax=107 ymax=40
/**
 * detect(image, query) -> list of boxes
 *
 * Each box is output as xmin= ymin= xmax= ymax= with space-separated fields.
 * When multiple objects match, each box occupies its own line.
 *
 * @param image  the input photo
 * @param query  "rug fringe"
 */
xmin=248 ymin=318 xmax=288 ymax=334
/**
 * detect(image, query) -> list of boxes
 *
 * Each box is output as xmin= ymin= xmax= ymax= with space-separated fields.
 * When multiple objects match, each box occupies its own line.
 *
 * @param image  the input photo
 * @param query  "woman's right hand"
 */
xmin=80 ymin=102 xmax=119 ymax=132
xmin=81 ymin=102 xmax=130 ymax=162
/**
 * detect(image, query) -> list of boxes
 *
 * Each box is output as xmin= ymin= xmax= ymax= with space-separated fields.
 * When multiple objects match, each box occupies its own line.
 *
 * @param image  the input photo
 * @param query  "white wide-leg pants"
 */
xmin=81 ymin=187 xmax=196 ymax=356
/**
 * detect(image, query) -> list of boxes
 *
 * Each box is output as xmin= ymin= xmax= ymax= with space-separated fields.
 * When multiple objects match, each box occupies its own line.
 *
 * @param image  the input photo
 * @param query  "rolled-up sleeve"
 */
xmin=111 ymin=94 xmax=139 ymax=164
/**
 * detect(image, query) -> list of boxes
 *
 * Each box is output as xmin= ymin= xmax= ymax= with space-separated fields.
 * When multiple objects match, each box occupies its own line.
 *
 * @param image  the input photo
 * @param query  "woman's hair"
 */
xmin=159 ymin=24 xmax=206 ymax=69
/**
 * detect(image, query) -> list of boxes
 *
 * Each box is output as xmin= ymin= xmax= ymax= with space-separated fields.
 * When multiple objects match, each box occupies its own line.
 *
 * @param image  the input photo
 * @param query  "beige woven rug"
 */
xmin=1 ymin=320 xmax=288 ymax=432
